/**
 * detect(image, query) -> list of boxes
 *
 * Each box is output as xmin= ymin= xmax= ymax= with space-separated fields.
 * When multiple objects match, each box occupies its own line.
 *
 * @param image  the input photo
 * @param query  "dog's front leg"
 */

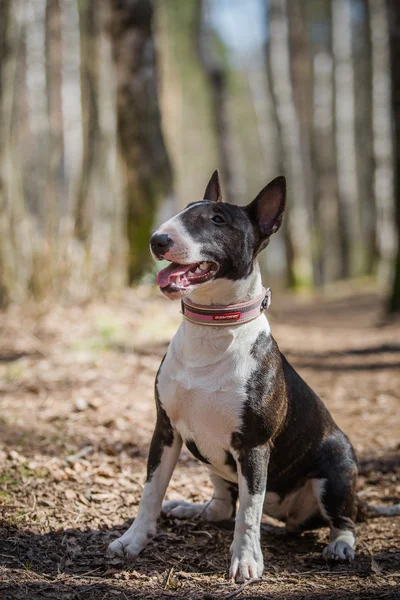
xmin=108 ymin=417 xmax=182 ymax=558
xmin=230 ymin=444 xmax=270 ymax=582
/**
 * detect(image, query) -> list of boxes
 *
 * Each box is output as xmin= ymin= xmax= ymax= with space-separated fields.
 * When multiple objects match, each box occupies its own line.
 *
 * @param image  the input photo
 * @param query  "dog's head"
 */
xmin=150 ymin=171 xmax=286 ymax=300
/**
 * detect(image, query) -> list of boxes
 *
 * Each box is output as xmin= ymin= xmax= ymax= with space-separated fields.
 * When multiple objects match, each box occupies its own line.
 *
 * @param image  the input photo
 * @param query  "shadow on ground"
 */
xmin=1 ymin=516 xmax=399 ymax=600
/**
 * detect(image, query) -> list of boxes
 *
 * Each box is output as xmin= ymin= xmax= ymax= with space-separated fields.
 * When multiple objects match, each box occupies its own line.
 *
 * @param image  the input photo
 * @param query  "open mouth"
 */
xmin=156 ymin=261 xmax=219 ymax=295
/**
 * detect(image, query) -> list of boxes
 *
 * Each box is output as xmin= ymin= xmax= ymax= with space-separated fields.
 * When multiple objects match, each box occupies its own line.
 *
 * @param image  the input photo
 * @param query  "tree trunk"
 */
xmin=332 ymin=0 xmax=362 ymax=279
xmin=74 ymin=0 xmax=101 ymax=242
xmin=353 ymin=0 xmax=378 ymax=275
xmin=308 ymin=0 xmax=341 ymax=285
xmin=387 ymin=0 xmax=400 ymax=313
xmin=370 ymin=0 xmax=395 ymax=274
xmin=45 ymin=0 xmax=65 ymax=226
xmin=194 ymin=0 xmax=236 ymax=204
xmin=110 ymin=0 xmax=174 ymax=282
xmin=266 ymin=0 xmax=313 ymax=289
xmin=265 ymin=25 xmax=294 ymax=289
xmin=287 ymin=0 xmax=319 ymax=285
xmin=0 ymin=0 xmax=12 ymax=307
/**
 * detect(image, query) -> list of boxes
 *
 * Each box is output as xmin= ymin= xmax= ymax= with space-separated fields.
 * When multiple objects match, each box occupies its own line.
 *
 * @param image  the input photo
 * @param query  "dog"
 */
xmin=108 ymin=171 xmax=400 ymax=582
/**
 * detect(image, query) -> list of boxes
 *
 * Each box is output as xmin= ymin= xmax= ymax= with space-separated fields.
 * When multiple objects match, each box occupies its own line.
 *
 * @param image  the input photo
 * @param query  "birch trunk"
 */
xmin=266 ymin=0 xmax=313 ymax=289
xmin=353 ymin=0 xmax=378 ymax=275
xmin=332 ymin=0 xmax=362 ymax=278
xmin=287 ymin=0 xmax=319 ymax=285
xmin=370 ymin=0 xmax=395 ymax=276
xmin=309 ymin=0 xmax=341 ymax=284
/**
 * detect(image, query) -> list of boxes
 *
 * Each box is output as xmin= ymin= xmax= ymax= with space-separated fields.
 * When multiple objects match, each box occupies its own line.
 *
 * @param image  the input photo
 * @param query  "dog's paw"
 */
xmin=107 ymin=524 xmax=155 ymax=558
xmin=162 ymin=499 xmax=232 ymax=521
xmin=229 ymin=534 xmax=264 ymax=583
xmin=323 ymin=540 xmax=355 ymax=562
xmin=162 ymin=499 xmax=204 ymax=519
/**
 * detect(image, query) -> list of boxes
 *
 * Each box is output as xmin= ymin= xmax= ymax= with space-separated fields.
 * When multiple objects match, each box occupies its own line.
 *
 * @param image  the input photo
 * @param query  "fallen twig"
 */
xmin=225 ymin=577 xmax=261 ymax=599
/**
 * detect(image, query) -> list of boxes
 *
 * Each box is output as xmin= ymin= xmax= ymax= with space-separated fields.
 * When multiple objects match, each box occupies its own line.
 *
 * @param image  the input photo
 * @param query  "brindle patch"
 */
xmin=146 ymin=357 xmax=175 ymax=481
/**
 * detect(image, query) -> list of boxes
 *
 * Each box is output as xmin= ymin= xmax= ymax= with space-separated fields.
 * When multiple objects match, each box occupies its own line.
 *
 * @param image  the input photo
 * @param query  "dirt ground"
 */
xmin=0 ymin=287 xmax=399 ymax=600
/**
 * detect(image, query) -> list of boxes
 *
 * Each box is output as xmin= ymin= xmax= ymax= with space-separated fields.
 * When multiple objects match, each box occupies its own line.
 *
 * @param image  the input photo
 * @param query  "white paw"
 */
xmin=229 ymin=532 xmax=264 ymax=583
xmin=162 ymin=499 xmax=232 ymax=521
xmin=323 ymin=540 xmax=355 ymax=562
xmin=107 ymin=523 xmax=156 ymax=558
xmin=162 ymin=499 xmax=204 ymax=519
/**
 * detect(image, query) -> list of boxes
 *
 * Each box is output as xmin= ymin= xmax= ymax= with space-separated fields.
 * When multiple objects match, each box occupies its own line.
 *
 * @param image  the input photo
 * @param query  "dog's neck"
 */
xmin=178 ymin=262 xmax=268 ymax=365
xmin=187 ymin=262 xmax=262 ymax=306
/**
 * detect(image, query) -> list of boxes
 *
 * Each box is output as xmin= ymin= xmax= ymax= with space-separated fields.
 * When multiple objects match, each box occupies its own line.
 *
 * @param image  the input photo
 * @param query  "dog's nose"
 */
xmin=150 ymin=233 xmax=173 ymax=258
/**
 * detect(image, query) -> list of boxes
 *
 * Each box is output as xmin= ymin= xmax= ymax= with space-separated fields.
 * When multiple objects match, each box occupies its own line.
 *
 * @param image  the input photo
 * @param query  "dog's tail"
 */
xmin=357 ymin=496 xmax=400 ymax=521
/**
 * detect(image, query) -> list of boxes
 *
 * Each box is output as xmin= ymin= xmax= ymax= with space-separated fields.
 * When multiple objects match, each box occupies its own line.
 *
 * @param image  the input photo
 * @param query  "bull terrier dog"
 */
xmin=108 ymin=172 xmax=400 ymax=582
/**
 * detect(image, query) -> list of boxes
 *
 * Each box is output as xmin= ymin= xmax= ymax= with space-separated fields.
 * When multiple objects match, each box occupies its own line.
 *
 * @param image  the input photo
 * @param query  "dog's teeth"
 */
xmin=195 ymin=267 xmax=202 ymax=274
xmin=176 ymin=276 xmax=181 ymax=283
xmin=200 ymin=262 xmax=207 ymax=269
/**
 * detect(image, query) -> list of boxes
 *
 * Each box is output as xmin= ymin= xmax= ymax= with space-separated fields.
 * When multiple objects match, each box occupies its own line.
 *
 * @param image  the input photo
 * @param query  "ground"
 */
xmin=0 ymin=287 xmax=399 ymax=600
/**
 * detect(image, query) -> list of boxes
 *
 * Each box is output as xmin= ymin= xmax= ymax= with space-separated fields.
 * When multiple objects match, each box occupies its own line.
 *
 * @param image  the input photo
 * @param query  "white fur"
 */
xmin=323 ymin=528 xmax=356 ymax=561
xmin=189 ymin=263 xmax=263 ymax=306
xmin=151 ymin=211 xmax=206 ymax=265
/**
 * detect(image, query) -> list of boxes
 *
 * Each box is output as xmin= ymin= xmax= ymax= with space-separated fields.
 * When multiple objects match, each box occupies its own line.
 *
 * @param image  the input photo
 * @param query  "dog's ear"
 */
xmin=203 ymin=170 xmax=223 ymax=202
xmin=246 ymin=176 xmax=286 ymax=242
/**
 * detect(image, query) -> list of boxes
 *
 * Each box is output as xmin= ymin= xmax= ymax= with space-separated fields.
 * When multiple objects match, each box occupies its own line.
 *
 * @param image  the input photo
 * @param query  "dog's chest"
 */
xmin=157 ymin=317 xmax=270 ymax=476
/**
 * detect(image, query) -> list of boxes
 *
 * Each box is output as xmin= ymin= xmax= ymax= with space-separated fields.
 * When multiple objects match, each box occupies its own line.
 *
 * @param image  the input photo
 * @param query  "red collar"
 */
xmin=181 ymin=286 xmax=271 ymax=327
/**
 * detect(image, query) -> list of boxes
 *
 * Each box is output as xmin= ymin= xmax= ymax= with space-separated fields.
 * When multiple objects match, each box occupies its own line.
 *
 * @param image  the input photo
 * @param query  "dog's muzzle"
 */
xmin=150 ymin=233 xmax=174 ymax=259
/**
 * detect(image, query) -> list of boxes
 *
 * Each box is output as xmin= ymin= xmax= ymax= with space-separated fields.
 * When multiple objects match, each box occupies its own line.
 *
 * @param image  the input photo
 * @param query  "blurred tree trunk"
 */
xmin=308 ymin=0 xmax=341 ymax=285
xmin=266 ymin=0 xmax=313 ymax=289
xmin=265 ymin=11 xmax=293 ymax=288
xmin=353 ymin=0 xmax=378 ymax=275
xmin=387 ymin=0 xmax=400 ymax=313
xmin=370 ymin=0 xmax=395 ymax=273
xmin=0 ymin=0 xmax=12 ymax=307
xmin=74 ymin=0 xmax=101 ymax=242
xmin=332 ymin=0 xmax=363 ymax=279
xmin=110 ymin=0 xmax=174 ymax=282
xmin=45 ymin=0 xmax=65 ymax=230
xmin=287 ymin=0 xmax=319 ymax=285
xmin=194 ymin=0 xmax=236 ymax=204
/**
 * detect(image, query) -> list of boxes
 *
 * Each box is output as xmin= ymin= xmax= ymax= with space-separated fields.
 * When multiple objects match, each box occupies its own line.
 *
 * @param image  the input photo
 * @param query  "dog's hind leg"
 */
xmin=162 ymin=471 xmax=237 ymax=521
xmin=314 ymin=433 xmax=358 ymax=562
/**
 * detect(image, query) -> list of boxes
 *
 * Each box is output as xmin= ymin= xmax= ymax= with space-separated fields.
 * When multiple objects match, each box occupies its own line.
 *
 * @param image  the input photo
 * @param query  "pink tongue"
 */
xmin=156 ymin=263 xmax=195 ymax=287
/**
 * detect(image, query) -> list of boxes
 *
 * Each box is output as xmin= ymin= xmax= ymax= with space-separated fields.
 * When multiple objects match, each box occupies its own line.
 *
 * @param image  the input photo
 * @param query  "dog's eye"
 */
xmin=211 ymin=214 xmax=225 ymax=224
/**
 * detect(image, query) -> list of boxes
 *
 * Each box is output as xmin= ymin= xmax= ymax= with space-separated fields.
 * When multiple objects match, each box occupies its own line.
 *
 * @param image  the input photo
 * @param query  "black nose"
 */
xmin=150 ymin=233 xmax=173 ymax=258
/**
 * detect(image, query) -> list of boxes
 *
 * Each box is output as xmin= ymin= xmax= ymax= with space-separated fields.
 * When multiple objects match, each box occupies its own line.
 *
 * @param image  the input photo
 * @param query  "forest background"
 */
xmin=1 ymin=0 xmax=400 ymax=311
